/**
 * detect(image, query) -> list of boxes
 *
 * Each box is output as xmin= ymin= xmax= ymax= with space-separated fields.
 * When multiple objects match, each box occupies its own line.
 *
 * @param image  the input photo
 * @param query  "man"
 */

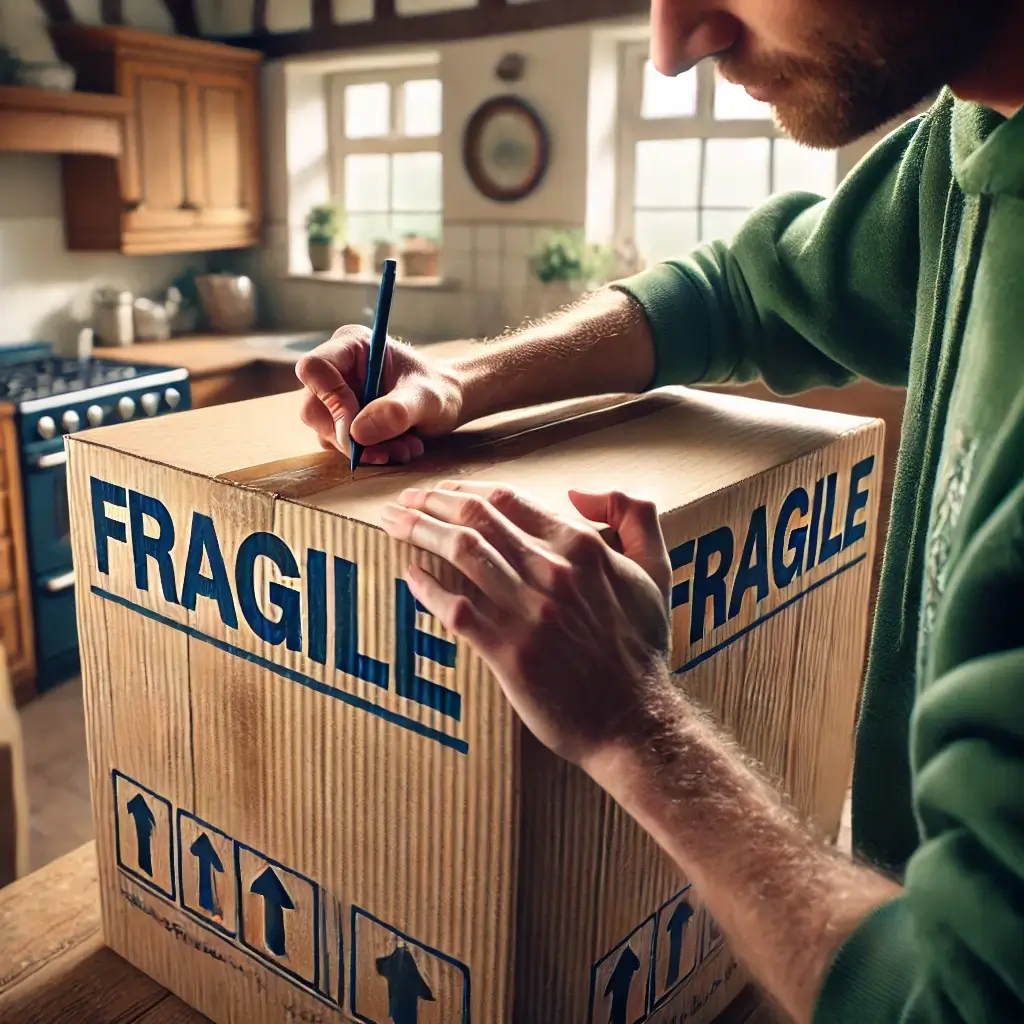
xmin=295 ymin=0 xmax=1024 ymax=1017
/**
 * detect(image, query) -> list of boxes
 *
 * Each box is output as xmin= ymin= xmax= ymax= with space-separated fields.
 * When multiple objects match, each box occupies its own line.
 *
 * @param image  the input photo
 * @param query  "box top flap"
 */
xmin=71 ymin=387 xmax=873 ymax=524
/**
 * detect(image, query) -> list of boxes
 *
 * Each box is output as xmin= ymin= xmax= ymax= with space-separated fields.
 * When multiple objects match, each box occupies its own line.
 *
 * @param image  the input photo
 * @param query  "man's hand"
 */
xmin=379 ymin=481 xmax=673 ymax=764
xmin=295 ymin=326 xmax=463 ymax=465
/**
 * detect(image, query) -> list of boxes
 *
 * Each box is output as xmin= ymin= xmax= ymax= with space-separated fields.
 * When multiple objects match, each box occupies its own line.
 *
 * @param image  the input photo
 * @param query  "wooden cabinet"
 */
xmin=50 ymin=25 xmax=262 ymax=255
xmin=0 ymin=413 xmax=35 ymax=705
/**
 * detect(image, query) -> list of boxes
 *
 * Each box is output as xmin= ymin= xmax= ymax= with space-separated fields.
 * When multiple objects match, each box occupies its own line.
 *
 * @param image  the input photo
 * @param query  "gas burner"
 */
xmin=0 ymin=357 xmax=151 ymax=404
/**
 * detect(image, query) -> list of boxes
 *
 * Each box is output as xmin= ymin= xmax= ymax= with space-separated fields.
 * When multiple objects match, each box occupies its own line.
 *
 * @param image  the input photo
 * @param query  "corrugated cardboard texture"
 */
xmin=67 ymin=387 xmax=882 ymax=1024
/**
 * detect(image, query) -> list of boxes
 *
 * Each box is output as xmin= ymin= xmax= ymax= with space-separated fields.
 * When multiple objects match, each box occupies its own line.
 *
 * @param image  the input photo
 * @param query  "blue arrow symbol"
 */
xmin=250 ymin=866 xmax=295 ymax=957
xmin=189 ymin=833 xmax=224 ymax=916
xmin=605 ymin=943 xmax=641 ymax=1024
xmin=376 ymin=945 xmax=435 ymax=1024
xmin=665 ymin=899 xmax=695 ymax=988
xmin=125 ymin=793 xmax=156 ymax=876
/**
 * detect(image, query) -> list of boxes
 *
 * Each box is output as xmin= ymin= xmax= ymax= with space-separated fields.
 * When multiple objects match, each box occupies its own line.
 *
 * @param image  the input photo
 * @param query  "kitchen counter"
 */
xmin=0 ymin=842 xmax=778 ymax=1023
xmin=96 ymin=333 xmax=481 ymax=409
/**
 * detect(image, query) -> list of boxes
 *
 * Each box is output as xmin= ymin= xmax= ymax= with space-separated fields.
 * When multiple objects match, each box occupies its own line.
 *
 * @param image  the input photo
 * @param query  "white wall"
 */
xmin=0 ymin=156 xmax=200 ymax=349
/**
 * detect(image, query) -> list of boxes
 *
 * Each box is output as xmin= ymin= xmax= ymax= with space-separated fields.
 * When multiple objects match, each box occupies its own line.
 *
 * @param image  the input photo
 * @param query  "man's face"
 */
xmin=650 ymin=0 xmax=1007 ymax=147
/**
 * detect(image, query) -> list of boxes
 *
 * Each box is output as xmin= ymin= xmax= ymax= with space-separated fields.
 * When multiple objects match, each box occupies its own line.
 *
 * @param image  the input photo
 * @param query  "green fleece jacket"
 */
xmin=615 ymin=89 xmax=1024 ymax=1021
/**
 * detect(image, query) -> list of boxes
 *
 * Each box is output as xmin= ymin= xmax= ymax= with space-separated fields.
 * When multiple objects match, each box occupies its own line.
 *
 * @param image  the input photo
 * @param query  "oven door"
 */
xmin=22 ymin=439 xmax=70 ymax=579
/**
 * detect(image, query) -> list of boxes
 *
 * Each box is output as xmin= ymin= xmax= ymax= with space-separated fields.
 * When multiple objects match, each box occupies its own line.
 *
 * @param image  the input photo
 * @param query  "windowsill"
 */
xmin=285 ymin=271 xmax=461 ymax=291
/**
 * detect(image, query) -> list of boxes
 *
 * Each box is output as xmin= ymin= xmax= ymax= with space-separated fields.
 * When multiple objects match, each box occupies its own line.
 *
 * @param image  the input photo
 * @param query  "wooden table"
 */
xmin=1 ymin=843 xmax=782 ymax=1023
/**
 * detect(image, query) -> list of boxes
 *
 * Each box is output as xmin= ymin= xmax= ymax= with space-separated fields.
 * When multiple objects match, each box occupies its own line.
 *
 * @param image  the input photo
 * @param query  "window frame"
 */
xmin=327 ymin=65 xmax=443 ymax=245
xmin=615 ymin=41 xmax=832 ymax=251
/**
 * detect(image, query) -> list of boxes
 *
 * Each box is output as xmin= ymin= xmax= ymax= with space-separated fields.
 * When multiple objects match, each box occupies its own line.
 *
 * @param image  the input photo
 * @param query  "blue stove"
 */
xmin=1 ymin=351 xmax=192 ymax=690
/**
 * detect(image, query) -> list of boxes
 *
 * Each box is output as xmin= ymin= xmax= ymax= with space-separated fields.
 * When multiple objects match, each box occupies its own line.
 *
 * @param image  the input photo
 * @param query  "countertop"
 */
xmin=97 ymin=332 xmax=479 ymax=379
xmin=0 ymin=843 xmax=779 ymax=1023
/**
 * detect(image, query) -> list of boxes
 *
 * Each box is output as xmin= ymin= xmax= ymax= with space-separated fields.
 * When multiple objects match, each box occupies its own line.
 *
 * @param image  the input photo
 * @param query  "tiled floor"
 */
xmin=17 ymin=673 xmax=852 ymax=875
xmin=19 ymin=675 xmax=94 ymax=872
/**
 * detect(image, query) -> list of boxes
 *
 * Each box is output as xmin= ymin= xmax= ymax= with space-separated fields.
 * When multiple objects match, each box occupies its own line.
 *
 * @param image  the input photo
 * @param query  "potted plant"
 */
xmin=399 ymin=232 xmax=441 ymax=279
xmin=341 ymin=242 xmax=364 ymax=275
xmin=529 ymin=229 xmax=614 ymax=293
xmin=306 ymin=204 xmax=340 ymax=273
xmin=372 ymin=237 xmax=398 ymax=274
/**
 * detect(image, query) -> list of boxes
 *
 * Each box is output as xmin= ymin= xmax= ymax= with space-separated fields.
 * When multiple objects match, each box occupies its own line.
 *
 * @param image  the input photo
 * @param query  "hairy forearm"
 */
xmin=583 ymin=676 xmax=900 ymax=1024
xmin=448 ymin=287 xmax=655 ymax=424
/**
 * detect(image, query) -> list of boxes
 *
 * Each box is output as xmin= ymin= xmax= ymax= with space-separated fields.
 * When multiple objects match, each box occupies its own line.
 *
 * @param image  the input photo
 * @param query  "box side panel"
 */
xmin=69 ymin=438 xmax=518 ymax=1023
xmin=513 ymin=421 xmax=883 ymax=1024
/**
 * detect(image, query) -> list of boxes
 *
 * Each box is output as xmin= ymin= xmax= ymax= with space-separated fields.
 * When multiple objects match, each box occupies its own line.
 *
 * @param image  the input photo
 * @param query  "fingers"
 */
xmin=351 ymin=385 xmax=433 ymax=449
xmin=395 ymin=486 xmax=556 ymax=588
xmin=430 ymin=480 xmax=561 ymax=539
xmin=295 ymin=329 xmax=367 ymax=453
xmin=569 ymin=489 xmax=671 ymax=599
xmin=404 ymin=564 xmax=498 ymax=651
xmin=380 ymin=502 xmax=531 ymax=612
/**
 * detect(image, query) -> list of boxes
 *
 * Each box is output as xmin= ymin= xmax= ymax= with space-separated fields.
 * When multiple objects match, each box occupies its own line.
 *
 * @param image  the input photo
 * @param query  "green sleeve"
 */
xmin=815 ymin=481 xmax=1024 ymax=1021
xmin=612 ymin=105 xmax=940 ymax=394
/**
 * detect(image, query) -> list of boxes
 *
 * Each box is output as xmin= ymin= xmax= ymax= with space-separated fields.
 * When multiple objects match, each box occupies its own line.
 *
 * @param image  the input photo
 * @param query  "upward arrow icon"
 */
xmin=665 ymin=899 xmax=695 ymax=988
xmin=376 ymin=945 xmax=435 ymax=1024
xmin=125 ymin=793 xmax=156 ymax=876
xmin=189 ymin=833 xmax=224 ymax=916
xmin=250 ymin=866 xmax=295 ymax=957
xmin=605 ymin=944 xmax=642 ymax=1024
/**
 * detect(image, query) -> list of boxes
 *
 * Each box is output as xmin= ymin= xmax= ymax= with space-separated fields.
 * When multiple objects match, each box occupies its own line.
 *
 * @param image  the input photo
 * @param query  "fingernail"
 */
xmin=365 ymin=450 xmax=388 ymax=465
xmin=398 ymin=488 xmax=423 ymax=506
xmin=334 ymin=420 xmax=347 ymax=452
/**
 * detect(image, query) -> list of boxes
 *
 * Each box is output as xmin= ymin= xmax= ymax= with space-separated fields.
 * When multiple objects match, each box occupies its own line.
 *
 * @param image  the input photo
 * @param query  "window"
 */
xmin=329 ymin=68 xmax=443 ymax=251
xmin=617 ymin=44 xmax=838 ymax=266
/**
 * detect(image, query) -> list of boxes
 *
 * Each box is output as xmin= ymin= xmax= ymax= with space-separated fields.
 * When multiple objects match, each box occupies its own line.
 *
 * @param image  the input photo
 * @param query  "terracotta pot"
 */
xmin=400 ymin=247 xmax=440 ymax=278
xmin=308 ymin=240 xmax=335 ymax=273
xmin=342 ymin=245 xmax=364 ymax=275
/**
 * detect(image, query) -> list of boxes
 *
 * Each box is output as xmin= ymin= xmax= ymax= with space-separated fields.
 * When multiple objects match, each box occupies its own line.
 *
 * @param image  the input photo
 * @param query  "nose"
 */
xmin=650 ymin=0 xmax=743 ymax=76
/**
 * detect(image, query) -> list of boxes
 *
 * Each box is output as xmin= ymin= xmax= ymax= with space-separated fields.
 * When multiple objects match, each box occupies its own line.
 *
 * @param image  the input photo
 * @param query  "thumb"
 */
xmin=350 ymin=385 xmax=429 ymax=447
xmin=569 ymin=489 xmax=671 ymax=599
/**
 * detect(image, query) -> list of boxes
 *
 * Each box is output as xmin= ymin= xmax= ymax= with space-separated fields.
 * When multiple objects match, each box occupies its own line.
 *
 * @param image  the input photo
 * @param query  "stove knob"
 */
xmin=86 ymin=405 xmax=104 ymax=428
xmin=61 ymin=409 xmax=80 ymax=434
xmin=140 ymin=392 xmax=160 ymax=417
xmin=164 ymin=387 xmax=181 ymax=409
xmin=37 ymin=415 xmax=56 ymax=440
xmin=117 ymin=396 xmax=136 ymax=420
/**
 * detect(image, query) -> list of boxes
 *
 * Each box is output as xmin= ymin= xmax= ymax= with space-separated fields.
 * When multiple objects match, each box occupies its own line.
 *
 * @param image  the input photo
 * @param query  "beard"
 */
xmin=715 ymin=0 xmax=1011 ymax=148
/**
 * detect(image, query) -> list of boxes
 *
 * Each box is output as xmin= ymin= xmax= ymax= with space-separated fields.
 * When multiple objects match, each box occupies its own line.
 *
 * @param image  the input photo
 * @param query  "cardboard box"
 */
xmin=67 ymin=386 xmax=882 ymax=1024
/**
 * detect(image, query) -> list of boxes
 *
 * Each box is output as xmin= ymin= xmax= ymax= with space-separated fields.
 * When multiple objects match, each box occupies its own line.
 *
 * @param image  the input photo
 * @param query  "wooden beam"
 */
xmin=36 ymin=0 xmax=74 ymax=22
xmin=220 ymin=0 xmax=649 ymax=57
xmin=161 ymin=0 xmax=200 ymax=36
xmin=312 ymin=0 xmax=335 ymax=29
xmin=100 ymin=0 xmax=123 ymax=23
xmin=253 ymin=0 xmax=269 ymax=34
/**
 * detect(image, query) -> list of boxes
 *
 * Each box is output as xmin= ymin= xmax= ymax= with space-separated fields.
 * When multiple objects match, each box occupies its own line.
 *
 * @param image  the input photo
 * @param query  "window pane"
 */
xmin=634 ymin=139 xmax=700 ymax=208
xmin=393 ymin=213 xmax=443 ymax=242
xmin=345 ymin=153 xmax=390 ymax=212
xmin=344 ymin=82 xmax=390 ymax=139
xmin=642 ymin=60 xmax=696 ymax=119
xmin=346 ymin=212 xmax=391 ymax=248
xmin=402 ymin=79 xmax=442 ymax=137
xmin=392 ymin=151 xmax=442 ymax=212
xmin=772 ymin=138 xmax=837 ymax=197
xmin=702 ymin=138 xmax=771 ymax=208
xmin=634 ymin=209 xmax=699 ymax=265
xmin=700 ymin=208 xmax=752 ymax=244
xmin=713 ymin=72 xmax=772 ymax=121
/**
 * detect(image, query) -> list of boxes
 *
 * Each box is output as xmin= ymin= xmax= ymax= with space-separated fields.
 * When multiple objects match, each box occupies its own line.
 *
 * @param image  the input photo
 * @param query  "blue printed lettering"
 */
xmin=690 ymin=527 xmax=733 ymax=644
xmin=91 ymin=476 xmax=127 ymax=575
xmin=842 ymin=456 xmax=874 ymax=550
xmin=727 ymin=505 xmax=768 ymax=619
xmin=236 ymin=533 xmax=302 ymax=652
xmin=128 ymin=490 xmax=178 ymax=604
xmin=817 ymin=473 xmax=843 ymax=567
xmin=181 ymin=512 xmax=239 ymax=628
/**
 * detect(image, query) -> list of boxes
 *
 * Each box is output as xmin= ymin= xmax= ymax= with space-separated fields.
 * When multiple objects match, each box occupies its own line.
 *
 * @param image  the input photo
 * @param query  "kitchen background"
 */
xmin=0 ymin=0 xmax=917 ymax=873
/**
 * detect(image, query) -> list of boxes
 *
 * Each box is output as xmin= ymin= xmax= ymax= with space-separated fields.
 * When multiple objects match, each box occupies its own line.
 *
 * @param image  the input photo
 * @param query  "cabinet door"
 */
xmin=120 ymin=60 xmax=201 ymax=233
xmin=192 ymin=69 xmax=261 ymax=237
